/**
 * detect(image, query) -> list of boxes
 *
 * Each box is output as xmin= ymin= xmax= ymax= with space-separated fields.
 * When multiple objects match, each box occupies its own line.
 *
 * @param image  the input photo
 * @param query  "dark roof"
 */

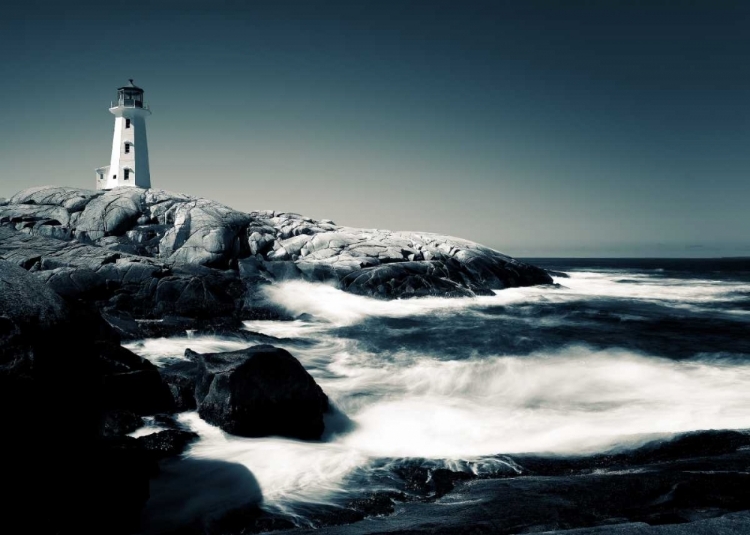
xmin=117 ymin=79 xmax=143 ymax=92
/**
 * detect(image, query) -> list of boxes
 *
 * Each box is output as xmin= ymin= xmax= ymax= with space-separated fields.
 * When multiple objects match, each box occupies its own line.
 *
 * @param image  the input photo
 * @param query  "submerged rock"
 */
xmin=192 ymin=344 xmax=329 ymax=439
xmin=137 ymin=429 xmax=199 ymax=460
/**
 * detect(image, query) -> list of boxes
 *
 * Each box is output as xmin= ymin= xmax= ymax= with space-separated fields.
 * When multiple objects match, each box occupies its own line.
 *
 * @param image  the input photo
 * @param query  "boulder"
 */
xmin=136 ymin=429 xmax=199 ymax=460
xmin=161 ymin=358 xmax=200 ymax=412
xmin=96 ymin=342 xmax=175 ymax=415
xmin=193 ymin=345 xmax=329 ymax=439
xmin=158 ymin=199 xmax=252 ymax=267
xmin=340 ymin=260 xmax=492 ymax=298
xmin=77 ymin=188 xmax=145 ymax=241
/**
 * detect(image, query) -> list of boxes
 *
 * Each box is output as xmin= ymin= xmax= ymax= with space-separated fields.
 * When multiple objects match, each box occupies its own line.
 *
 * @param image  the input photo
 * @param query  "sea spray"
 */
xmin=126 ymin=264 xmax=750 ymax=517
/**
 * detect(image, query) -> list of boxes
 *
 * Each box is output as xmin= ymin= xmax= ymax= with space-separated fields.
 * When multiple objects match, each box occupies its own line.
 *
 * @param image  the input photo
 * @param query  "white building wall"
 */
xmin=97 ymin=106 xmax=151 ymax=190
xmin=131 ymin=114 xmax=151 ymax=189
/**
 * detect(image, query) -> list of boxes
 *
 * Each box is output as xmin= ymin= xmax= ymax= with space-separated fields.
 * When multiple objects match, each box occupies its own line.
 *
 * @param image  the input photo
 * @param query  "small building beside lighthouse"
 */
xmin=96 ymin=80 xmax=152 ymax=190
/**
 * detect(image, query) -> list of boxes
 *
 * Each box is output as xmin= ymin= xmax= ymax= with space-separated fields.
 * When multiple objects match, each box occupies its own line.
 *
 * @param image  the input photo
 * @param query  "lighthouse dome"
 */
xmin=116 ymin=79 xmax=145 ymax=108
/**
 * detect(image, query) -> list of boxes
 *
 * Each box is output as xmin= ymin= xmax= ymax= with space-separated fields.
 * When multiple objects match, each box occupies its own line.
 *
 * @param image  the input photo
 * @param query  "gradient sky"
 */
xmin=1 ymin=0 xmax=748 ymax=257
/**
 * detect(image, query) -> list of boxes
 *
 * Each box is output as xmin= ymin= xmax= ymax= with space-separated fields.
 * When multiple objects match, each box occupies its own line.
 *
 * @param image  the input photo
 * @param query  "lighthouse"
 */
xmin=96 ymin=80 xmax=152 ymax=190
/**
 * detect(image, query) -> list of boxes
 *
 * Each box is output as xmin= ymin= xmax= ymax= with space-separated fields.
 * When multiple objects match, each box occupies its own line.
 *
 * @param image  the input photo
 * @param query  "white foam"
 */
xmin=167 ymin=344 xmax=750 ymax=511
xmin=257 ymin=274 xmax=748 ymax=329
xmin=128 ymin=269 xmax=750 ymax=513
xmin=334 ymin=347 xmax=750 ymax=457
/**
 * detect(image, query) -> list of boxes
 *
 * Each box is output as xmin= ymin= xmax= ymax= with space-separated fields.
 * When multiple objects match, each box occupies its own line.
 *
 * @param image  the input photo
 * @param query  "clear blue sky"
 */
xmin=1 ymin=0 xmax=748 ymax=257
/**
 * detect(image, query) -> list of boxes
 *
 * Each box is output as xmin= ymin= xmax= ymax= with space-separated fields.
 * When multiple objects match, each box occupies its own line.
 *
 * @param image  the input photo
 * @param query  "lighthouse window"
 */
xmin=124 ymin=143 xmax=131 ymax=154
xmin=124 ymin=169 xmax=130 ymax=180
xmin=125 ymin=119 xmax=131 ymax=129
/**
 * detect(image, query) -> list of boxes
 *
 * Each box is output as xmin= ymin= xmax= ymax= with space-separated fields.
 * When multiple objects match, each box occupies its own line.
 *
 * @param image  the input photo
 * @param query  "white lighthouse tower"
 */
xmin=96 ymin=80 xmax=152 ymax=190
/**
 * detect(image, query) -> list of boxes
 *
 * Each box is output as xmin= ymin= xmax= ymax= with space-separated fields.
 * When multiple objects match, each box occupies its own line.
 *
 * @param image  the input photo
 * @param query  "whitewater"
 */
xmin=125 ymin=260 xmax=750 ymax=521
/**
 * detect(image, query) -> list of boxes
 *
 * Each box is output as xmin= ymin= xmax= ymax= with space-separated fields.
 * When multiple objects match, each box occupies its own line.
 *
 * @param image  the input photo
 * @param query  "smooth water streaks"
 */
xmin=125 ymin=267 xmax=750 ymax=515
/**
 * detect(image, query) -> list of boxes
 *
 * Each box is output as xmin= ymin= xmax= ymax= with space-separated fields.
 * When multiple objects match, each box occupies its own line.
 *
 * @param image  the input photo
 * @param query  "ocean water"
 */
xmin=126 ymin=258 xmax=750 ymax=523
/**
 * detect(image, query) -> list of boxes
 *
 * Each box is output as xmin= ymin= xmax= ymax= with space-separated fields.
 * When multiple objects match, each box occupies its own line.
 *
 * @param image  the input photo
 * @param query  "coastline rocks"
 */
xmin=193 ymin=345 xmax=329 ymax=439
xmin=0 ymin=259 xmax=162 ymax=533
xmin=158 ymin=198 xmax=253 ymax=267
xmin=281 ymin=430 xmax=750 ymax=535
xmin=0 ymin=185 xmax=554 ymax=309
xmin=76 ymin=188 xmax=145 ymax=241
xmin=340 ymin=259 xmax=493 ymax=298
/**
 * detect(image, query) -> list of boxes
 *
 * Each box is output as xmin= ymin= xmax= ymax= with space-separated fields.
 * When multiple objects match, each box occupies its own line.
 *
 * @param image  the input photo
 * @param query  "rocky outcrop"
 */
xmin=0 ymin=259 xmax=171 ymax=534
xmin=0 ymin=186 xmax=553 ymax=313
xmin=191 ymin=345 xmax=330 ymax=440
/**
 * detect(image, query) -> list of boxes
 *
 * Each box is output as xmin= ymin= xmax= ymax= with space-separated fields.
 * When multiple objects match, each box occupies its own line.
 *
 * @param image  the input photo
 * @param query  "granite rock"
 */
xmin=1 ymin=185 xmax=553 ymax=311
xmin=193 ymin=344 xmax=330 ymax=439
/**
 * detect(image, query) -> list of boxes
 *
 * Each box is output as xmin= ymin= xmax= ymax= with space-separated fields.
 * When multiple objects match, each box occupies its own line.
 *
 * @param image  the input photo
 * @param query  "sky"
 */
xmin=0 ymin=0 xmax=748 ymax=257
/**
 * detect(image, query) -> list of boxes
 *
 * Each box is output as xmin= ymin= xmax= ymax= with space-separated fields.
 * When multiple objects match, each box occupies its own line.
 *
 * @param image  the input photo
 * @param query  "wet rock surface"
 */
xmin=161 ymin=358 xmax=200 ymax=412
xmin=268 ymin=430 xmax=750 ymax=535
xmin=193 ymin=344 xmax=330 ymax=440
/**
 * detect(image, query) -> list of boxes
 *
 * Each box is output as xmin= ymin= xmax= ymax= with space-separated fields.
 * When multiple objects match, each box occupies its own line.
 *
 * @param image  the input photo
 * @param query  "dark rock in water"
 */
xmin=340 ymin=260 xmax=492 ymax=298
xmin=161 ymin=359 xmax=200 ymax=412
xmin=141 ymin=458 xmax=263 ymax=534
xmin=136 ymin=429 xmax=199 ymax=460
xmin=193 ymin=344 xmax=329 ymax=439
xmin=102 ymin=409 xmax=144 ymax=437
xmin=96 ymin=342 xmax=175 ymax=415
xmin=393 ymin=464 xmax=474 ymax=499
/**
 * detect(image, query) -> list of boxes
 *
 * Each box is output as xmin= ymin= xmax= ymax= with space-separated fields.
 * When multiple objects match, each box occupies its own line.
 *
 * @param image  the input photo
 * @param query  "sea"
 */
xmin=125 ymin=258 xmax=750 ymax=526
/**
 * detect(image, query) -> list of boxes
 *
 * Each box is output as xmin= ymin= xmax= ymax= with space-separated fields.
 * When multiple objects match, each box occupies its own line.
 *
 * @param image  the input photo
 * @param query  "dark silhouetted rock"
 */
xmin=161 ymin=359 xmax=200 ymax=412
xmin=96 ymin=342 xmax=175 ymax=415
xmin=102 ymin=410 xmax=144 ymax=437
xmin=141 ymin=458 xmax=263 ymax=534
xmin=136 ymin=429 xmax=199 ymax=460
xmin=0 ymin=260 xmax=156 ymax=534
xmin=193 ymin=344 xmax=329 ymax=439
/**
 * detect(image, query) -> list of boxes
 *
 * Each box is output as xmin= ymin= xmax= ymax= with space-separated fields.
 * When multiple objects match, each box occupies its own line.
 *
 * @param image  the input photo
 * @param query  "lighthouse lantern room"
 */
xmin=96 ymin=79 xmax=152 ymax=190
